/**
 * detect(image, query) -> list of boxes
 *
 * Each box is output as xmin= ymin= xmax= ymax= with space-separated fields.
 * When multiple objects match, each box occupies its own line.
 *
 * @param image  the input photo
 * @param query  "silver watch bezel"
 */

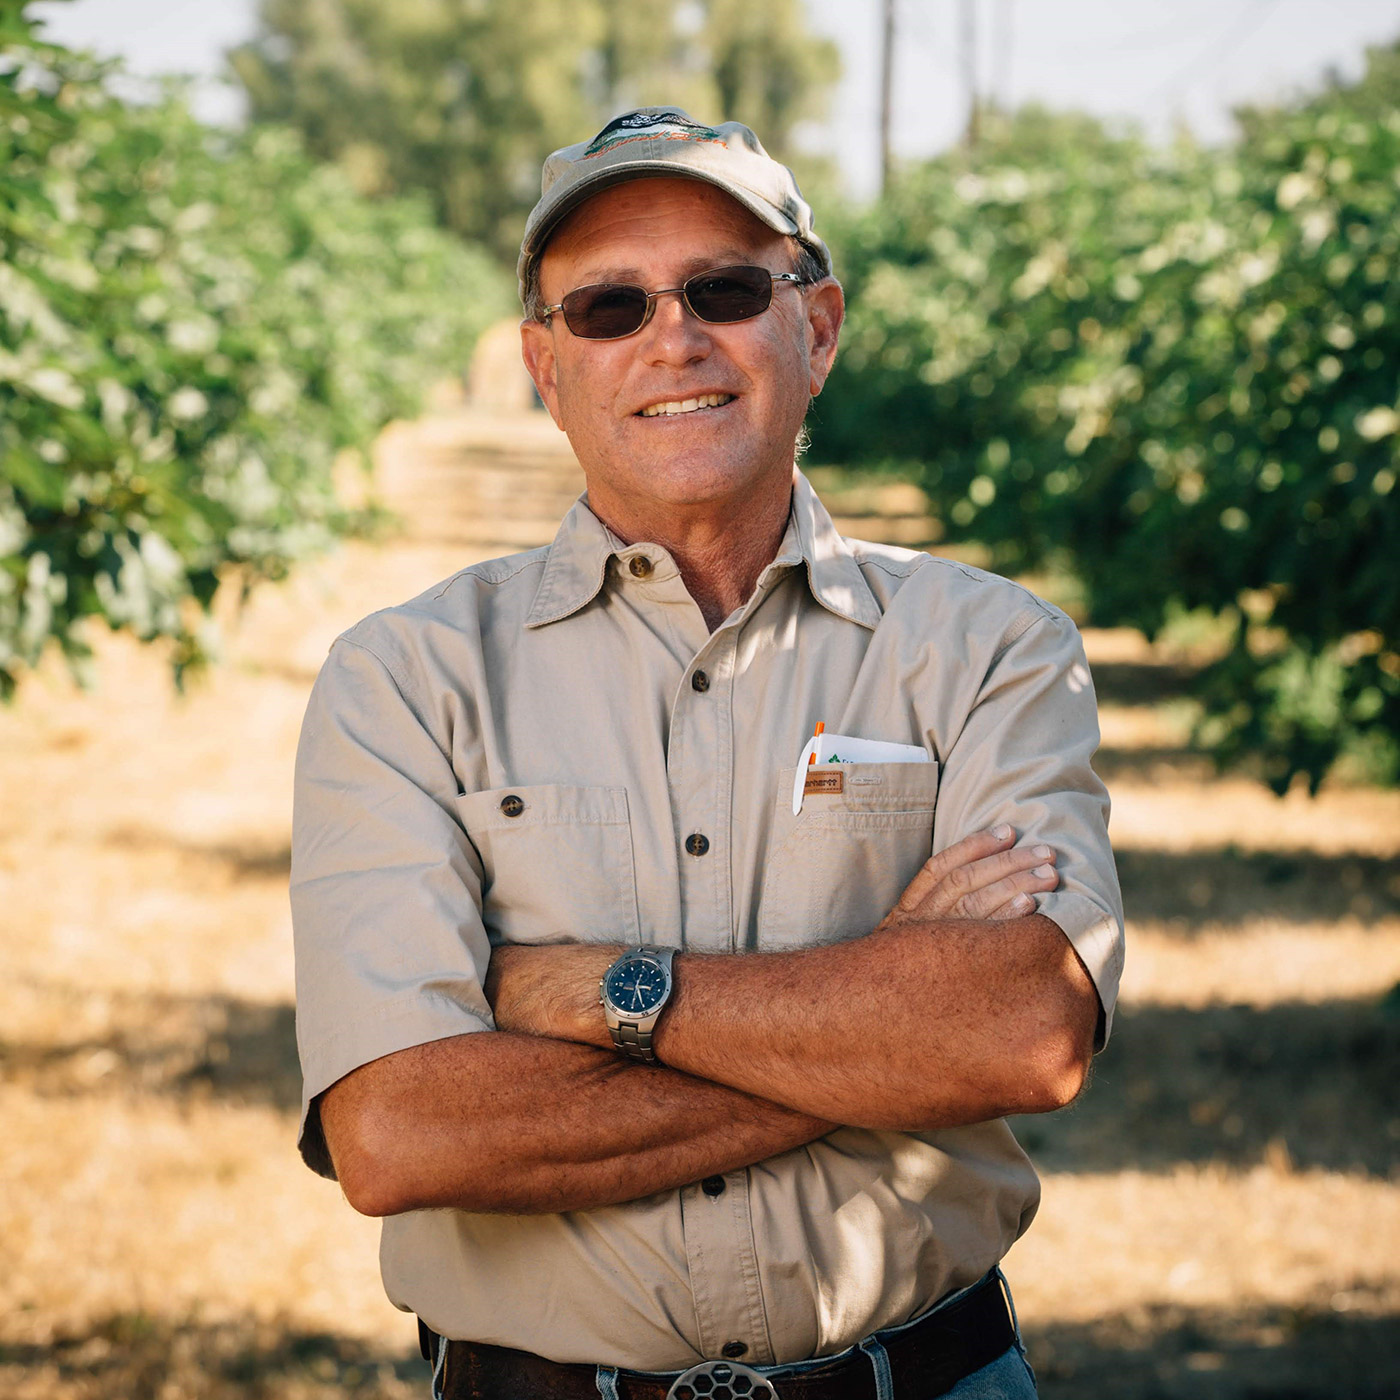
xmin=599 ymin=946 xmax=675 ymax=1021
xmin=599 ymin=947 xmax=675 ymax=1061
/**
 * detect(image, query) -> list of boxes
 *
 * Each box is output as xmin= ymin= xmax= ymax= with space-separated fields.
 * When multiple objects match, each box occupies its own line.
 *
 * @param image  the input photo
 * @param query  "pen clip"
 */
xmin=792 ymin=722 xmax=826 ymax=814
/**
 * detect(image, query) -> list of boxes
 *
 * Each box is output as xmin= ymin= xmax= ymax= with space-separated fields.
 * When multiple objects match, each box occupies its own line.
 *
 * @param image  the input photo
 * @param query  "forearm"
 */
xmin=318 ymin=1028 xmax=832 ymax=1217
xmin=493 ymin=915 xmax=1098 ymax=1131
xmin=654 ymin=914 xmax=1098 ymax=1127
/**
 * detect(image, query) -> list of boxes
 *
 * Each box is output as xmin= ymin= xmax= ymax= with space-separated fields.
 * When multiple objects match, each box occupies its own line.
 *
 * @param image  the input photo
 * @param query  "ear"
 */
xmin=803 ymin=278 xmax=845 ymax=397
xmin=520 ymin=318 xmax=565 ymax=429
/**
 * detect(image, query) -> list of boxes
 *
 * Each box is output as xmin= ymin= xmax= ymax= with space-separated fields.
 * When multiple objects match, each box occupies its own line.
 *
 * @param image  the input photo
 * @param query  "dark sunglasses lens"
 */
xmin=563 ymin=283 xmax=649 ymax=339
xmin=685 ymin=266 xmax=773 ymax=323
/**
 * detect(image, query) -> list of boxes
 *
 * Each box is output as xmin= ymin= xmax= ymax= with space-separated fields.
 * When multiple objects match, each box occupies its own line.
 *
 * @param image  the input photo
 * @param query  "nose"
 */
xmin=639 ymin=287 xmax=712 ymax=365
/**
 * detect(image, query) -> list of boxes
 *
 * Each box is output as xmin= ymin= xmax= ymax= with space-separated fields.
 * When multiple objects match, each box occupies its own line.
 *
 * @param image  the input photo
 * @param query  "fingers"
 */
xmin=895 ymin=824 xmax=1015 ymax=913
xmin=897 ymin=827 xmax=1062 ymax=922
xmin=976 ymin=862 xmax=1061 ymax=920
xmin=924 ymin=843 xmax=1058 ymax=919
xmin=948 ymin=848 xmax=1059 ymax=921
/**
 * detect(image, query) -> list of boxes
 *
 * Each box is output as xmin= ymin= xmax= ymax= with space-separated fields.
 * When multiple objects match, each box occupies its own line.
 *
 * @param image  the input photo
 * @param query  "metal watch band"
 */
xmin=610 ymin=1021 xmax=658 ymax=1062
xmin=603 ymin=946 xmax=674 ymax=1064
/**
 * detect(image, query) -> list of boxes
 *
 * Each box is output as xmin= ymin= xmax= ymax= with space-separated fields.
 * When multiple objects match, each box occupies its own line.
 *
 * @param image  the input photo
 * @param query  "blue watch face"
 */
xmin=605 ymin=958 xmax=668 ymax=1014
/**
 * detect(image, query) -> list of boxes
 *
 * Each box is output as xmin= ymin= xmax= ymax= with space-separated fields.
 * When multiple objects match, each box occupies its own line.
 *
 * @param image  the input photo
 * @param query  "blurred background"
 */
xmin=2 ymin=1 xmax=1398 ymax=1395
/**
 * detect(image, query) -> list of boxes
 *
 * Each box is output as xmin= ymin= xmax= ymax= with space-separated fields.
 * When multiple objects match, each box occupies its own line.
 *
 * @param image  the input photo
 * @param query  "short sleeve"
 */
xmin=930 ymin=607 xmax=1125 ymax=1045
xmin=290 ymin=634 xmax=494 ymax=1178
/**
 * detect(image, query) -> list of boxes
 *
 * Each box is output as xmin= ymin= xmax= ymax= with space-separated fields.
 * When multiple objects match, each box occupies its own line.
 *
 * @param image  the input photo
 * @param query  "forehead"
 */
xmin=539 ymin=176 xmax=787 ymax=290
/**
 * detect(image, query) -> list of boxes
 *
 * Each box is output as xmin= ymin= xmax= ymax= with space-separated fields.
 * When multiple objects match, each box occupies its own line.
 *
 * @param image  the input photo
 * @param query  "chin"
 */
xmin=577 ymin=430 xmax=799 ymax=517
xmin=643 ymin=462 xmax=781 ymax=507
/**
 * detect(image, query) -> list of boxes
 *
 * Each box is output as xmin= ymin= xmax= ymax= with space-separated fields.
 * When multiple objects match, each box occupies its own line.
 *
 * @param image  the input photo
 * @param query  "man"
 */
xmin=291 ymin=108 xmax=1124 ymax=1400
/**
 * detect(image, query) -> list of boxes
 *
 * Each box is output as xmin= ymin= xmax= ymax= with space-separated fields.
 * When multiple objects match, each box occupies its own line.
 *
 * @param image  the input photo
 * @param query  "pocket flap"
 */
xmin=457 ymin=783 xmax=630 ymax=832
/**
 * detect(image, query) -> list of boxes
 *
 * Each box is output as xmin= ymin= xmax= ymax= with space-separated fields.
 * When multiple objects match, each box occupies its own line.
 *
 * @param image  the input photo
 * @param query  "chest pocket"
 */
xmin=757 ymin=762 xmax=941 ymax=949
xmin=456 ymin=784 xmax=641 ymax=947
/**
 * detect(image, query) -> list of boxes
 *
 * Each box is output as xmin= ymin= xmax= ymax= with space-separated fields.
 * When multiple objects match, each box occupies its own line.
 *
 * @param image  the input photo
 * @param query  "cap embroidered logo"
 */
xmin=584 ymin=113 xmax=725 ymax=159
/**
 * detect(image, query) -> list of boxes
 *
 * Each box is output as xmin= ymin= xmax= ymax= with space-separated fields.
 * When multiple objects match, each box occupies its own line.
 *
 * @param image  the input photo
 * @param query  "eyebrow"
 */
xmin=569 ymin=250 xmax=759 ymax=286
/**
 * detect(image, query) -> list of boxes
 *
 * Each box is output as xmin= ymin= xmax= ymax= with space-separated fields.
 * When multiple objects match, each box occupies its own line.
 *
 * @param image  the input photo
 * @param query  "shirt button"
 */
xmin=721 ymin=1341 xmax=748 ymax=1359
xmin=691 ymin=670 xmax=710 ymax=693
xmin=628 ymin=555 xmax=653 ymax=578
xmin=499 ymin=794 xmax=524 ymax=818
xmin=684 ymin=833 xmax=710 ymax=857
xmin=701 ymin=1175 xmax=726 ymax=1197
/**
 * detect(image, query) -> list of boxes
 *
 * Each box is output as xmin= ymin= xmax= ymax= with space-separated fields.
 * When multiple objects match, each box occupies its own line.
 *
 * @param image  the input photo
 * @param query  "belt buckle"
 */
xmin=666 ymin=1359 xmax=779 ymax=1400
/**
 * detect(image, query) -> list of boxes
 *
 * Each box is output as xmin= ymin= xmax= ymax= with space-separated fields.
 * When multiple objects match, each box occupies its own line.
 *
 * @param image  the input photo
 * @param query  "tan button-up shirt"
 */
xmin=291 ymin=471 xmax=1124 ymax=1370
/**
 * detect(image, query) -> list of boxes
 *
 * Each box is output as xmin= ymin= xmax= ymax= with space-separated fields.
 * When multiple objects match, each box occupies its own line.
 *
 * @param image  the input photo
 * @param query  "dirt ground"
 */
xmin=1 ymin=399 xmax=1397 ymax=1399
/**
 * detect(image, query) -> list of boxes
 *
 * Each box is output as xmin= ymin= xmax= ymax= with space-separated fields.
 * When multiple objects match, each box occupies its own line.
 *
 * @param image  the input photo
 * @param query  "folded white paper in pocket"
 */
xmin=791 ymin=732 xmax=931 ymax=815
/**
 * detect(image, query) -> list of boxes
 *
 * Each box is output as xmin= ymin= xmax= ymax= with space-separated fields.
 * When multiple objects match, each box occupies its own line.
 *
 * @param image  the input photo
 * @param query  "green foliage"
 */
xmin=229 ymin=0 xmax=840 ymax=260
xmin=815 ymin=53 xmax=1400 ymax=793
xmin=703 ymin=0 xmax=840 ymax=164
xmin=1 ymin=7 xmax=513 ymax=694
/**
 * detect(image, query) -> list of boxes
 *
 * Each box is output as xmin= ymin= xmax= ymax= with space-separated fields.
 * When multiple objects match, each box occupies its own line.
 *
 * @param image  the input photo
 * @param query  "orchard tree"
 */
xmin=229 ymin=0 xmax=839 ymax=259
xmin=700 ymin=0 xmax=839 ymax=165
xmin=1 ymin=5 xmax=512 ymax=693
xmin=817 ymin=49 xmax=1400 ymax=791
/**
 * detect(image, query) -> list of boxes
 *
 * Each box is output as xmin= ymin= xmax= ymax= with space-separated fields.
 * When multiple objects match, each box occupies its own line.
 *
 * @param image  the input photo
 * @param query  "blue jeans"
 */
xmin=943 ymin=1344 xmax=1038 ymax=1399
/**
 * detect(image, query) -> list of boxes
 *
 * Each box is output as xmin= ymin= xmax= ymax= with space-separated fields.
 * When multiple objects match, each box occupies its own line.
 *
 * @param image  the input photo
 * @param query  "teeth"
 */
xmin=640 ymin=392 xmax=733 ymax=417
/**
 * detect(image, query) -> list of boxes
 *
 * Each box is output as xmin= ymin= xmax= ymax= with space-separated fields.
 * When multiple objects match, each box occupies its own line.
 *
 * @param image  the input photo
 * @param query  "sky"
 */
xmin=26 ymin=0 xmax=1400 ymax=201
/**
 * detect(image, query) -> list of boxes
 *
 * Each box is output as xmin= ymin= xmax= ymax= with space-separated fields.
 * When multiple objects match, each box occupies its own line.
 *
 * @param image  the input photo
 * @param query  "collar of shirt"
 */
xmin=523 ymin=470 xmax=884 ymax=632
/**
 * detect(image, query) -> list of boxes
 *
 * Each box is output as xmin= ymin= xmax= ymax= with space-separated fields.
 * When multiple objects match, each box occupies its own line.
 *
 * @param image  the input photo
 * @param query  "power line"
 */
xmin=991 ymin=0 xmax=1014 ymax=111
xmin=879 ymin=0 xmax=895 ymax=193
xmin=1103 ymin=2 xmax=1212 ymax=57
xmin=960 ymin=0 xmax=978 ymax=147
xmin=1144 ymin=0 xmax=1283 ymax=105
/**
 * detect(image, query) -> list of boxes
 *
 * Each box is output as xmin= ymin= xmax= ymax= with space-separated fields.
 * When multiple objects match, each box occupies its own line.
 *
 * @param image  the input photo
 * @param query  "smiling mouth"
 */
xmin=638 ymin=392 xmax=735 ymax=418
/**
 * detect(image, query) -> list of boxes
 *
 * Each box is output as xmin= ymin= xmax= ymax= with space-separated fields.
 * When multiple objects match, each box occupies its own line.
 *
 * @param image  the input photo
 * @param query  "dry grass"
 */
xmin=2 ymin=406 xmax=1397 ymax=1398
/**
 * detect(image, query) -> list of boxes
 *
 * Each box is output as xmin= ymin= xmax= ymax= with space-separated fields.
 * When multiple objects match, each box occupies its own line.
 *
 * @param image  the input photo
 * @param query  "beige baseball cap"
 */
xmin=518 ymin=106 xmax=832 ymax=305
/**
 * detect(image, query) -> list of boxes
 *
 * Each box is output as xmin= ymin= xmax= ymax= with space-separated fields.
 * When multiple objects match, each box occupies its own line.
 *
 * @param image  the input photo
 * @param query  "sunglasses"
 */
xmin=542 ymin=264 xmax=808 ymax=340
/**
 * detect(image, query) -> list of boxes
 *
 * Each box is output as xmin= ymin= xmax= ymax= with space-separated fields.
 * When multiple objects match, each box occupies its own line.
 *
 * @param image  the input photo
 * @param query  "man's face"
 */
xmin=520 ymin=177 xmax=843 ymax=527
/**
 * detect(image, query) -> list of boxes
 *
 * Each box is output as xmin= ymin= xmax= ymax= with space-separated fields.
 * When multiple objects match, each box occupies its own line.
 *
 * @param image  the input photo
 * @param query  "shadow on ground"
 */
xmin=1091 ymin=745 xmax=1216 ymax=784
xmin=1088 ymin=660 xmax=1203 ymax=708
xmin=1026 ymin=1289 xmax=1400 ymax=1400
xmin=10 ymin=987 xmax=1397 ymax=1175
xmin=7 ymin=985 xmax=1400 ymax=1180
xmin=0 ymin=1312 xmax=426 ymax=1399
xmin=0 ymin=991 xmax=301 ymax=1111
xmin=1012 ymin=996 xmax=1400 ymax=1176
xmin=101 ymin=825 xmax=293 ymax=880
xmin=3 ymin=1298 xmax=1396 ymax=1400
xmin=1116 ymin=848 xmax=1400 ymax=929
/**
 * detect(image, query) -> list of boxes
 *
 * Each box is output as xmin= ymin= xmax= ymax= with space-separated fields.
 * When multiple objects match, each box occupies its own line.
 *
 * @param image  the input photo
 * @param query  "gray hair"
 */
xmin=522 ymin=238 xmax=832 ymax=323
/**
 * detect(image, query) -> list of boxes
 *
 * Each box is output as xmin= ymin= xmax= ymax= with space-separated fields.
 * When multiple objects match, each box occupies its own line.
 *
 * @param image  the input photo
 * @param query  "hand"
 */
xmin=884 ymin=825 xmax=1059 ymax=925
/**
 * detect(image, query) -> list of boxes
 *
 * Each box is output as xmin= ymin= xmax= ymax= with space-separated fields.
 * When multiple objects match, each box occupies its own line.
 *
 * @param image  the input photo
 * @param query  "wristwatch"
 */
xmin=599 ymin=946 xmax=676 ymax=1063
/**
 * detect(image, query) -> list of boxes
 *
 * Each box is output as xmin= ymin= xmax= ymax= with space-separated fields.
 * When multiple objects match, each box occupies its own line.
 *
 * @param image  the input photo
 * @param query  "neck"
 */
xmin=594 ymin=475 xmax=795 ymax=632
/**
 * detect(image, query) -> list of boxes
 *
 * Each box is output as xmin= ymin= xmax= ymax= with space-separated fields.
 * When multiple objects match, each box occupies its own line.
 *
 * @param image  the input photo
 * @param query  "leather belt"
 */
xmin=421 ymin=1271 xmax=1016 ymax=1400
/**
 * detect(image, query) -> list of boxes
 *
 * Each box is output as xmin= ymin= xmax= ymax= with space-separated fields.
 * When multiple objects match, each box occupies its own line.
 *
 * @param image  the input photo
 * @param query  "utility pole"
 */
xmin=992 ymin=0 xmax=1014 ymax=118
xmin=879 ymin=0 xmax=895 ymax=194
xmin=959 ymin=0 xmax=978 ymax=149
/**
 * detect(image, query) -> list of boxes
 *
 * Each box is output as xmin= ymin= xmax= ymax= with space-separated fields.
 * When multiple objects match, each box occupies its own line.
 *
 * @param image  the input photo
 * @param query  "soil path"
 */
xmin=2 ymin=401 xmax=1398 ymax=1399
